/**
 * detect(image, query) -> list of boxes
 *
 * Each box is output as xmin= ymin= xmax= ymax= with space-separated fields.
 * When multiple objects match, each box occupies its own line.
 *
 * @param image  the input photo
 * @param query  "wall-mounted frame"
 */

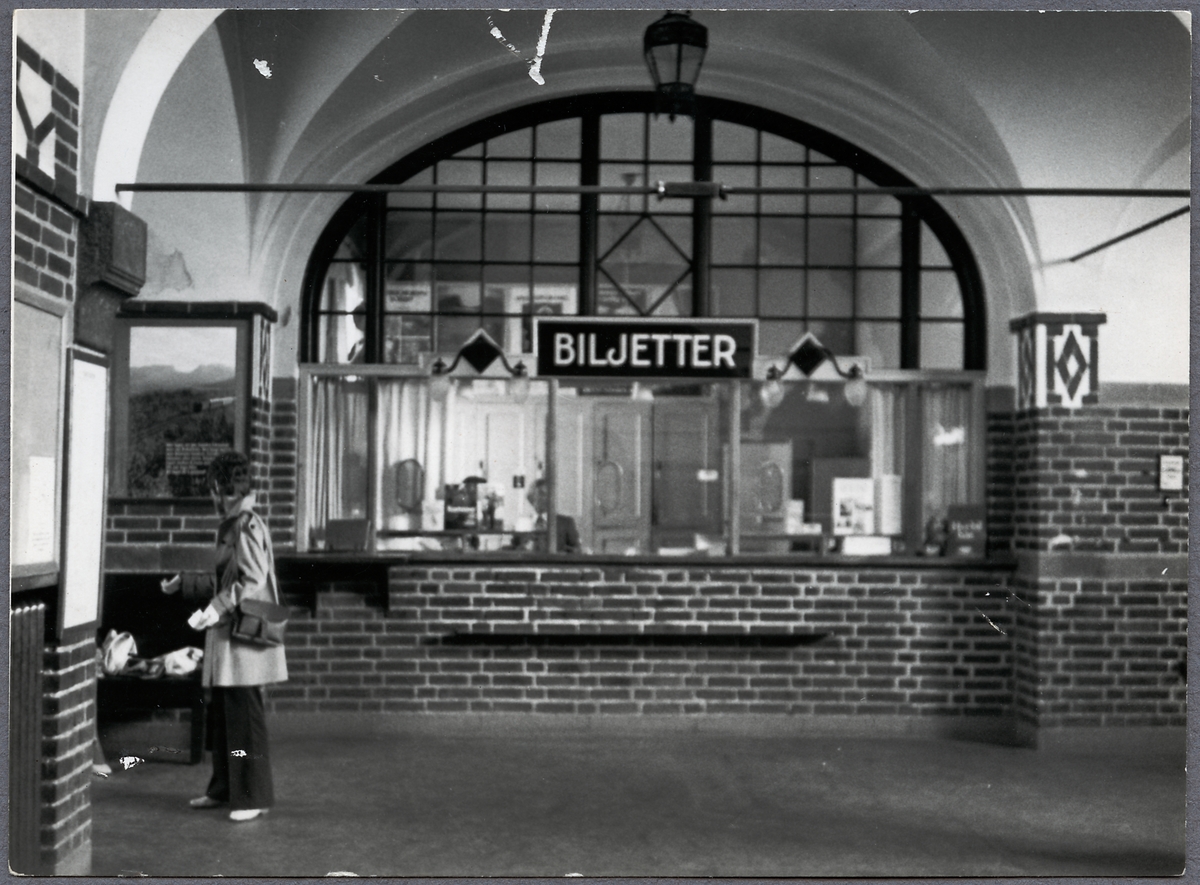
xmin=59 ymin=349 xmax=110 ymax=640
xmin=108 ymin=317 xmax=250 ymax=499
xmin=11 ymin=287 xmax=68 ymax=588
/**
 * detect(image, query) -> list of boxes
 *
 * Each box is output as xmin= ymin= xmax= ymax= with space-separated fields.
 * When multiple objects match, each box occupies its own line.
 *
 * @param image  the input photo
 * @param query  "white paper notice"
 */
xmin=25 ymin=456 xmax=57 ymax=562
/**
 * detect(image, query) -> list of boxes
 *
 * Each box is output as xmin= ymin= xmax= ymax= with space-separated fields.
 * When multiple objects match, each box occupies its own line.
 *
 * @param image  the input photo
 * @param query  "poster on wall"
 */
xmin=832 ymin=477 xmax=876 ymax=535
xmin=498 ymin=284 xmax=578 ymax=353
xmin=22 ymin=456 xmax=58 ymax=563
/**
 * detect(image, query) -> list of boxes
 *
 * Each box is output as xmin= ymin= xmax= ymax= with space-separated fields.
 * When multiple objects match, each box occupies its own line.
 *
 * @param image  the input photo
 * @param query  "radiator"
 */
xmin=10 ymin=604 xmax=45 ymax=874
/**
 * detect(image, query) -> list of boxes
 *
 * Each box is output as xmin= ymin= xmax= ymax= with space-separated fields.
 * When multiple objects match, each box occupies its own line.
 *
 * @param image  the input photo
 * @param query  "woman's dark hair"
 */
xmin=207 ymin=451 xmax=252 ymax=498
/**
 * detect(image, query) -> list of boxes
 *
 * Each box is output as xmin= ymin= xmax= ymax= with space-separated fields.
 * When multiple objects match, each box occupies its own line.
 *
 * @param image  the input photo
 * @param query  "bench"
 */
xmin=97 ymin=573 xmax=206 ymax=764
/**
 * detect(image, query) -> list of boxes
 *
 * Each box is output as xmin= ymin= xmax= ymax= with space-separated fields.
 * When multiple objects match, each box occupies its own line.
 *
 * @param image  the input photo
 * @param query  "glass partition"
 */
xmin=300 ymin=367 xmax=984 ymax=558
xmin=740 ymin=378 xmax=871 ymax=554
xmin=304 ymin=375 xmax=370 ymax=546
xmin=553 ymin=380 xmax=734 ymax=556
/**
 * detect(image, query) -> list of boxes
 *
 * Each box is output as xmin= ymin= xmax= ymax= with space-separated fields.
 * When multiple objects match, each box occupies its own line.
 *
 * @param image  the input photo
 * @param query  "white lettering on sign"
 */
xmin=630 ymin=334 xmax=651 ymax=367
xmin=548 ymin=332 xmax=740 ymax=370
xmin=555 ymin=333 xmax=575 ymax=366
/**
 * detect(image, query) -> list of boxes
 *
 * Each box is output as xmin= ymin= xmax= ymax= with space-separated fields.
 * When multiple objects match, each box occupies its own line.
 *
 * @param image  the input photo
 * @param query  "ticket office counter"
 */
xmin=297 ymin=364 xmax=987 ymax=563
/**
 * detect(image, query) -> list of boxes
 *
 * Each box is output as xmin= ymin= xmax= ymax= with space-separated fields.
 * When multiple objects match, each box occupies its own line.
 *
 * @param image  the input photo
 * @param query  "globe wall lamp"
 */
xmin=761 ymin=333 xmax=868 ymax=409
xmin=430 ymin=329 xmax=531 ymax=402
xmin=643 ymin=10 xmax=708 ymax=120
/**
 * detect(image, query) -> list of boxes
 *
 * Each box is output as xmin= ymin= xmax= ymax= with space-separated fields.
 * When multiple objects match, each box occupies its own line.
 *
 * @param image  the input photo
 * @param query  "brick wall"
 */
xmin=14 ymin=182 xmax=79 ymax=301
xmin=39 ymin=638 xmax=97 ymax=872
xmin=105 ymin=500 xmax=220 ymax=572
xmin=249 ymin=393 xmax=272 ymax=508
xmin=13 ymin=36 xmax=95 ymax=875
xmin=1012 ymin=573 xmax=1187 ymax=730
xmin=1005 ymin=387 xmax=1189 ymax=739
xmin=1012 ymin=405 xmax=1189 ymax=554
xmin=986 ymin=400 xmax=1016 ymax=555
xmin=14 ymin=38 xmax=83 ymax=208
xmin=267 ymin=378 xmax=299 ymax=548
xmin=271 ymin=564 xmax=1015 ymax=720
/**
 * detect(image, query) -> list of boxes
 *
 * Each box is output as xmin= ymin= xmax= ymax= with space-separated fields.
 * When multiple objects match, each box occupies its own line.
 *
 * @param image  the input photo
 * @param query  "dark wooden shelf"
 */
xmin=439 ymin=630 xmax=830 ymax=648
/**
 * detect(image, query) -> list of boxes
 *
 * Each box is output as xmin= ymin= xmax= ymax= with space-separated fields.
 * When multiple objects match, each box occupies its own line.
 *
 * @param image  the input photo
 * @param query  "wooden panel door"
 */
xmin=739 ymin=441 xmax=792 ymax=552
xmin=449 ymin=397 xmax=544 ymax=526
xmin=652 ymin=398 xmax=722 ymax=549
xmin=591 ymin=399 xmax=651 ymax=554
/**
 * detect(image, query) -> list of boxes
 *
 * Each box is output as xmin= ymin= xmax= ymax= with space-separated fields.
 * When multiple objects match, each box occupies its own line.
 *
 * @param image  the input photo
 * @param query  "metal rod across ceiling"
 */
xmin=115 ymin=181 xmax=1191 ymax=199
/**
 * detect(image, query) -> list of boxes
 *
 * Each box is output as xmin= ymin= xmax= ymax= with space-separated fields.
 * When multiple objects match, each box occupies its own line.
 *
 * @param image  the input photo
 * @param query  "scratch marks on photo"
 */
xmin=487 ymin=10 xmax=555 ymax=85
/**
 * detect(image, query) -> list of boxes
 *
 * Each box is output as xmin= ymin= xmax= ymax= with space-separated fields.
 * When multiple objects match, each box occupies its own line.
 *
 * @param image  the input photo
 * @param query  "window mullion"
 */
xmin=579 ymin=113 xmax=599 ymax=315
xmin=900 ymin=199 xmax=921 ymax=368
xmin=367 ymin=193 xmax=386 ymax=363
xmin=692 ymin=106 xmax=712 ymax=317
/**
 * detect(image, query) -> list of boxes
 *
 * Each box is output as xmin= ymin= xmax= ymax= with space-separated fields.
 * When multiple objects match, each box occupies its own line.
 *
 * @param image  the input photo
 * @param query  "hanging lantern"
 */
xmin=643 ymin=11 xmax=708 ymax=120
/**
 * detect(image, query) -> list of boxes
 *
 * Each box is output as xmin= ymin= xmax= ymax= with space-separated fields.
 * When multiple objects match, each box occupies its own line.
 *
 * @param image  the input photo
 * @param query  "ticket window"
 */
xmin=303 ymin=372 xmax=550 ymax=551
xmin=740 ymin=379 xmax=871 ymax=553
xmin=738 ymin=376 xmax=984 ymax=556
xmin=554 ymin=382 xmax=731 ymax=556
xmin=300 ymin=370 xmax=984 ymax=558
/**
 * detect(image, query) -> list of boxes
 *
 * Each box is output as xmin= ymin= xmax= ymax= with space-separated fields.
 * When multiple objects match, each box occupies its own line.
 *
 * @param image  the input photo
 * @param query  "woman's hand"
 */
xmin=188 ymin=605 xmax=221 ymax=631
xmin=161 ymin=575 xmax=182 ymax=595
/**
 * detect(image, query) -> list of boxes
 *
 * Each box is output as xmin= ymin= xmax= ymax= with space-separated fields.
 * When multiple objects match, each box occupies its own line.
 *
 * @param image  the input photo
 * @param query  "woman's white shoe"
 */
xmin=229 ymin=808 xmax=268 ymax=822
xmin=189 ymin=796 xmax=225 ymax=809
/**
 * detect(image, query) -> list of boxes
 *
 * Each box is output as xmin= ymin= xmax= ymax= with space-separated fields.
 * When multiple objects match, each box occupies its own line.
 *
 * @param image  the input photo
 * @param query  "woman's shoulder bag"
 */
xmin=229 ymin=512 xmax=289 ymax=648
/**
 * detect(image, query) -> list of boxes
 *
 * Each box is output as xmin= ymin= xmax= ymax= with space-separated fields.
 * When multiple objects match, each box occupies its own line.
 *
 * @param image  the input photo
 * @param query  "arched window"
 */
xmin=303 ymin=94 xmax=984 ymax=372
xmin=298 ymin=95 xmax=989 ymax=560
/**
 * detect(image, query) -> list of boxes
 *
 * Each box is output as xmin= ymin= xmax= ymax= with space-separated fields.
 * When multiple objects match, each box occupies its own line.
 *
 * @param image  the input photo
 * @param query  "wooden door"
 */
xmin=740 ymin=441 xmax=793 ymax=552
xmin=591 ymin=399 xmax=651 ymax=554
xmin=449 ymin=396 xmax=544 ymax=526
xmin=652 ymin=398 xmax=722 ymax=549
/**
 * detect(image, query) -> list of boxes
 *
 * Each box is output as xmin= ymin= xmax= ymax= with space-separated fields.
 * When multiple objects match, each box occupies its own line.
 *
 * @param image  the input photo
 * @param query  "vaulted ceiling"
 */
xmin=78 ymin=9 xmax=1190 ymax=381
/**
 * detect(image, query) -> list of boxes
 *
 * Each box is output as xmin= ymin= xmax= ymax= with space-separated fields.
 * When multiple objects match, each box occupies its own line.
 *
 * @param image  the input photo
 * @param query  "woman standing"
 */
xmin=162 ymin=451 xmax=288 ymax=822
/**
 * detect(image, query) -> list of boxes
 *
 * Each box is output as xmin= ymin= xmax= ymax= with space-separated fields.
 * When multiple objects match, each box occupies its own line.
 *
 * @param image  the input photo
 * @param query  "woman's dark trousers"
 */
xmin=205 ymin=686 xmax=274 ymax=810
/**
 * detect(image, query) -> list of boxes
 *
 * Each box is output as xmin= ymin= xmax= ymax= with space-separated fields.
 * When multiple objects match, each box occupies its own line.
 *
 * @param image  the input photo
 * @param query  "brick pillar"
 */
xmin=40 ymin=638 xmax=98 ymax=873
xmin=13 ymin=37 xmax=99 ymax=874
xmin=1007 ymin=313 xmax=1187 ymax=745
xmin=268 ymin=377 xmax=299 ymax=549
xmin=249 ymin=312 xmax=275 ymax=512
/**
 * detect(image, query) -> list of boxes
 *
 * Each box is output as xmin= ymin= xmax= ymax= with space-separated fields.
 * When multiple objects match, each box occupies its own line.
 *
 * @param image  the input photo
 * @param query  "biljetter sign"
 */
xmin=534 ymin=318 xmax=756 ymax=379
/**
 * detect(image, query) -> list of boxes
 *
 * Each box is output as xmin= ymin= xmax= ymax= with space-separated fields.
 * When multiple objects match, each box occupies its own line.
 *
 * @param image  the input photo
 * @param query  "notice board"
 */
xmin=11 ymin=299 xmax=64 ymax=571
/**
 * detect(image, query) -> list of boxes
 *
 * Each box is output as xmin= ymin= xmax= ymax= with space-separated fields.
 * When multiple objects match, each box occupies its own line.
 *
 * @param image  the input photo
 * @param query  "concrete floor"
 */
xmin=91 ymin=714 xmax=1186 ymax=878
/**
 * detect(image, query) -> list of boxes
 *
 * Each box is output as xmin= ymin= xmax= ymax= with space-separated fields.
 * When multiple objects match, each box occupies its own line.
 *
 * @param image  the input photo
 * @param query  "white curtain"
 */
xmin=869 ymin=385 xmax=904 ymax=478
xmin=378 ymin=379 xmax=433 ymax=531
xmin=869 ymin=385 xmax=905 ymax=536
xmin=922 ymin=384 xmax=973 ymax=517
xmin=305 ymin=376 xmax=369 ymax=541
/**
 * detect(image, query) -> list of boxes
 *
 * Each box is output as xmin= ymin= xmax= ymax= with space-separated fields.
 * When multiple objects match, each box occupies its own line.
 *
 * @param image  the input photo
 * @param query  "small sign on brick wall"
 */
xmin=1159 ymin=454 xmax=1184 ymax=491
